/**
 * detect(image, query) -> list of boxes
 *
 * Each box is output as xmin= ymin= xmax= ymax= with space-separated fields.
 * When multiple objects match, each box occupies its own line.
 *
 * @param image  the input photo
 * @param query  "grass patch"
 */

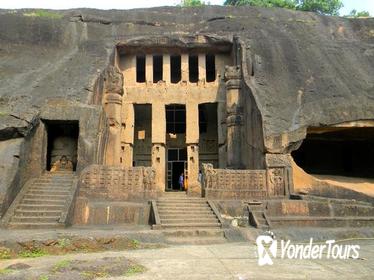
xmin=81 ymin=270 xmax=109 ymax=279
xmin=0 ymin=269 xmax=14 ymax=275
xmin=23 ymin=10 xmax=63 ymax=19
xmin=56 ymin=238 xmax=71 ymax=249
xmin=19 ymin=248 xmax=48 ymax=258
xmin=124 ymin=264 xmax=146 ymax=277
xmin=0 ymin=247 xmax=11 ymax=259
xmin=38 ymin=275 xmax=49 ymax=280
xmin=53 ymin=259 xmax=71 ymax=272
xmin=131 ymin=239 xmax=140 ymax=248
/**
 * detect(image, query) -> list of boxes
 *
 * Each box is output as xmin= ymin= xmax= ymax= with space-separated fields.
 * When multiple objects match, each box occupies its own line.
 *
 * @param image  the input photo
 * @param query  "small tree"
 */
xmin=224 ymin=0 xmax=296 ymax=9
xmin=224 ymin=0 xmax=344 ymax=16
xmin=348 ymin=9 xmax=370 ymax=18
xmin=181 ymin=0 xmax=206 ymax=7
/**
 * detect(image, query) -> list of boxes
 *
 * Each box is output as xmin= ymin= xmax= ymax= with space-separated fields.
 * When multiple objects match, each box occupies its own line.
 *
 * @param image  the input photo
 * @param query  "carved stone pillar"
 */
xmin=104 ymin=93 xmax=123 ymax=165
xmin=103 ymin=66 xmax=124 ymax=166
xmin=152 ymin=103 xmax=166 ymax=192
xmin=121 ymin=103 xmax=134 ymax=167
xmin=225 ymin=65 xmax=243 ymax=169
xmin=186 ymin=103 xmax=200 ymax=196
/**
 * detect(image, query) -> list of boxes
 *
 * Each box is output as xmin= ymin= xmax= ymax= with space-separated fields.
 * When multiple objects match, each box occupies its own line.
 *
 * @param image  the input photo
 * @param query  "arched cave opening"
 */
xmin=292 ymin=127 xmax=374 ymax=179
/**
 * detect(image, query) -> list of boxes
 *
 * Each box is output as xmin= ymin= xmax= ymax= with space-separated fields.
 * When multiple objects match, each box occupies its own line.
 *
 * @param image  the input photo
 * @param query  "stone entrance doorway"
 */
xmin=45 ymin=121 xmax=79 ymax=172
xmin=166 ymin=148 xmax=187 ymax=191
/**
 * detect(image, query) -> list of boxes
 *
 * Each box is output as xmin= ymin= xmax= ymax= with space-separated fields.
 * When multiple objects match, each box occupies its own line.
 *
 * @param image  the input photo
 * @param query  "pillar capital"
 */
xmin=104 ymin=93 xmax=122 ymax=105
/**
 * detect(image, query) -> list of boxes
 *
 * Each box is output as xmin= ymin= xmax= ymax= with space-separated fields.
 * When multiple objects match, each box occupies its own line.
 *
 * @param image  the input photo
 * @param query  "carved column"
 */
xmin=225 ymin=65 xmax=243 ymax=169
xmin=104 ymin=93 xmax=123 ymax=165
xmin=103 ymin=66 xmax=124 ymax=166
xmin=152 ymin=102 xmax=166 ymax=192
xmin=186 ymin=102 xmax=200 ymax=196
xmin=121 ymin=103 xmax=134 ymax=167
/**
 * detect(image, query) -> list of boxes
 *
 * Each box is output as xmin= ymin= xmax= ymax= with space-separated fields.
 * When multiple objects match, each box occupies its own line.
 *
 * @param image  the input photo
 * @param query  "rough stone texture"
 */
xmin=0 ymin=6 xmax=373 ymax=151
xmin=0 ymin=139 xmax=23 ymax=213
xmin=0 ymin=7 xmax=373 ymax=226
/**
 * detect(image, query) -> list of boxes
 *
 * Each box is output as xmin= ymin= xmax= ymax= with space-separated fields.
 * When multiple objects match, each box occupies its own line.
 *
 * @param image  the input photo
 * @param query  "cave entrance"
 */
xmin=46 ymin=121 xmax=79 ymax=172
xmin=292 ymin=127 xmax=374 ymax=179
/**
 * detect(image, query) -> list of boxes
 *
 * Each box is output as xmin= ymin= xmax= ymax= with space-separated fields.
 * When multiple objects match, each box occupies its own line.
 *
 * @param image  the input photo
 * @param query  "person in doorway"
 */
xmin=179 ymin=173 xmax=184 ymax=191
xmin=198 ymin=170 xmax=202 ymax=184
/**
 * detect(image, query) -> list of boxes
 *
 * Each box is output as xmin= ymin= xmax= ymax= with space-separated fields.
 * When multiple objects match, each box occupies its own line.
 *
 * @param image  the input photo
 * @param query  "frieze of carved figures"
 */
xmin=201 ymin=164 xmax=267 ymax=193
xmin=79 ymin=165 xmax=156 ymax=199
xmin=268 ymin=168 xmax=285 ymax=196
xmin=104 ymin=65 xmax=124 ymax=95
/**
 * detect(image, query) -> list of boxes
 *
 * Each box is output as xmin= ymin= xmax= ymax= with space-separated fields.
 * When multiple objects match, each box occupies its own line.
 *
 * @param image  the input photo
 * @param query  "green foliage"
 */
xmin=56 ymin=238 xmax=71 ymax=248
xmin=131 ymin=239 xmax=140 ymax=248
xmin=0 ymin=247 xmax=11 ymax=259
xmin=224 ymin=0 xmax=344 ymax=16
xmin=298 ymin=0 xmax=343 ymax=16
xmin=53 ymin=259 xmax=71 ymax=272
xmin=0 ymin=269 xmax=14 ymax=275
xmin=19 ymin=248 xmax=48 ymax=258
xmin=124 ymin=264 xmax=146 ymax=277
xmin=348 ymin=9 xmax=370 ymax=18
xmin=23 ymin=10 xmax=63 ymax=19
xmin=180 ymin=0 xmax=206 ymax=7
xmin=224 ymin=0 xmax=296 ymax=9
xmin=38 ymin=276 xmax=49 ymax=280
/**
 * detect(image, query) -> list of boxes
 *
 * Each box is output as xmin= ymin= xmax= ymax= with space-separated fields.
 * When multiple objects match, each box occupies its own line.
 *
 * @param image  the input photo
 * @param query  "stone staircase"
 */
xmin=247 ymin=201 xmax=271 ymax=229
xmin=152 ymin=192 xmax=225 ymax=244
xmin=154 ymin=192 xmax=222 ymax=229
xmin=2 ymin=171 xmax=78 ymax=229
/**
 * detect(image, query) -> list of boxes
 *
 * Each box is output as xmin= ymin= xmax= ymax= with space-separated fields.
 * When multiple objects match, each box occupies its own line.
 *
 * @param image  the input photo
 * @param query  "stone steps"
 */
xmin=18 ymin=204 xmax=65 ymax=211
xmin=248 ymin=203 xmax=270 ymax=229
xmin=161 ymin=222 xmax=222 ymax=228
xmin=5 ymin=172 xmax=77 ymax=229
xmin=155 ymin=193 xmax=222 ymax=231
xmin=14 ymin=210 xmax=62 ymax=216
xmin=7 ymin=222 xmax=64 ymax=229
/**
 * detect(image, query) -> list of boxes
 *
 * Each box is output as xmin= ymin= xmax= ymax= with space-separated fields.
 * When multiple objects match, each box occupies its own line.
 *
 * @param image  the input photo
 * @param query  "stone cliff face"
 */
xmin=0 ymin=6 xmax=373 ymax=150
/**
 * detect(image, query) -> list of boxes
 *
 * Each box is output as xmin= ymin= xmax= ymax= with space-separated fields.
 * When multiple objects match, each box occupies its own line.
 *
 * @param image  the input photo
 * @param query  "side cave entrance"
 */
xmin=292 ymin=127 xmax=374 ymax=179
xmin=165 ymin=105 xmax=187 ymax=191
xmin=46 ymin=121 xmax=79 ymax=172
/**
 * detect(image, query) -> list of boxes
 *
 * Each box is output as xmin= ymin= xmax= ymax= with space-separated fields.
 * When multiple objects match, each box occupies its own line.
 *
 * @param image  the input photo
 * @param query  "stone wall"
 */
xmin=78 ymin=165 xmax=158 ymax=201
xmin=72 ymin=164 xmax=158 ymax=225
xmin=202 ymin=163 xmax=290 ymax=199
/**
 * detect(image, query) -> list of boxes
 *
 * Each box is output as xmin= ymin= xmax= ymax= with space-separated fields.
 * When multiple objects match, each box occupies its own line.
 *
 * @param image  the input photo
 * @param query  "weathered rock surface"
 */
xmin=0 ymin=6 xmax=373 ymax=146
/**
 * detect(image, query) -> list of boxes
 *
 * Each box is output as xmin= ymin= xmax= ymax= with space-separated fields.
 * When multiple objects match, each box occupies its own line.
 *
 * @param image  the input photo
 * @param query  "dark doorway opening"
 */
xmin=199 ymin=103 xmax=219 ymax=168
xmin=189 ymin=55 xmax=198 ymax=83
xmin=136 ymin=55 xmax=146 ymax=83
xmin=153 ymin=55 xmax=163 ymax=83
xmin=170 ymin=55 xmax=181 ymax=83
xmin=172 ymin=162 xmax=185 ymax=191
xmin=46 ymin=121 xmax=79 ymax=172
xmin=206 ymin=54 xmax=216 ymax=82
xmin=292 ymin=128 xmax=374 ymax=178
xmin=167 ymin=148 xmax=187 ymax=191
